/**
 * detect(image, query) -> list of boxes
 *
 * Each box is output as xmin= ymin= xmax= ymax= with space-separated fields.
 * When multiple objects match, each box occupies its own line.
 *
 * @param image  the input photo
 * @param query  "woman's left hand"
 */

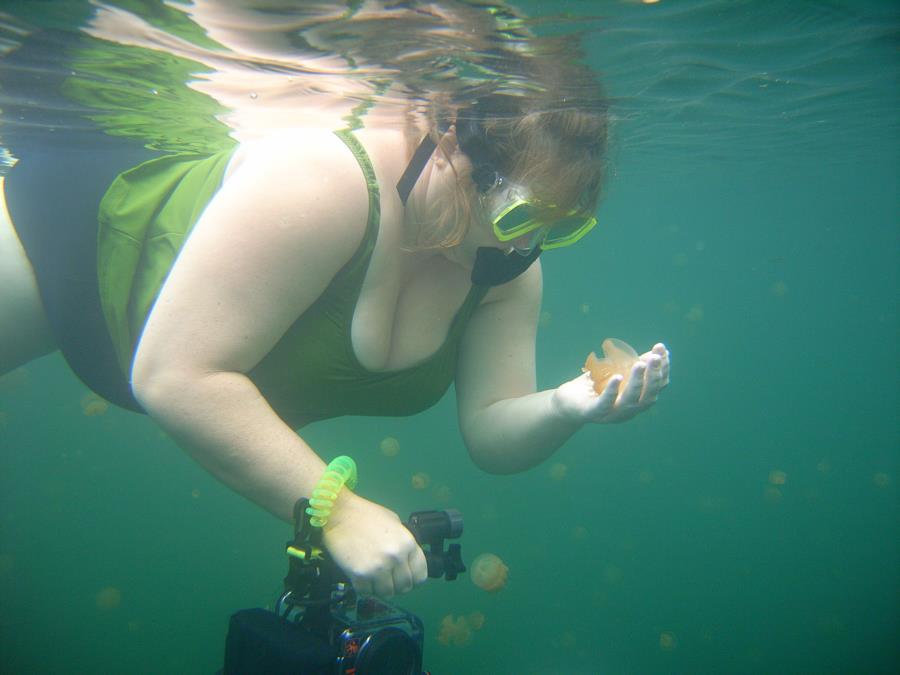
xmin=552 ymin=343 xmax=670 ymax=424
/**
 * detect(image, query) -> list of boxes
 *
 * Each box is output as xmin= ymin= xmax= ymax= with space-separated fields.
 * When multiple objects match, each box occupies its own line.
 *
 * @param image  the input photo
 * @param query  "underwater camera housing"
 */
xmin=223 ymin=502 xmax=465 ymax=675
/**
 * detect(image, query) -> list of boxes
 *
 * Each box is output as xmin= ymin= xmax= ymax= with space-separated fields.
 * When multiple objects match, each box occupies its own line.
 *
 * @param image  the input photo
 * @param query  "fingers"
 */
xmin=411 ymin=544 xmax=429 ymax=586
xmin=597 ymin=374 xmax=623 ymax=409
xmin=634 ymin=343 xmax=670 ymax=404
xmin=651 ymin=343 xmax=670 ymax=384
xmin=617 ymin=360 xmax=647 ymax=407
xmin=390 ymin=563 xmax=414 ymax=597
xmin=355 ymin=543 xmax=427 ymax=599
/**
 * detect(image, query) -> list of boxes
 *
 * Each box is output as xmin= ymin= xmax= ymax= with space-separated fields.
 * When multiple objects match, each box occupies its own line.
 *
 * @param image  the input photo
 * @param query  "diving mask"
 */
xmin=480 ymin=173 xmax=598 ymax=255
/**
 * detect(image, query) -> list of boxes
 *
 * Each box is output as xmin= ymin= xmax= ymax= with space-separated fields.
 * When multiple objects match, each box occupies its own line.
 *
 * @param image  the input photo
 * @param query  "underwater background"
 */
xmin=0 ymin=1 xmax=897 ymax=673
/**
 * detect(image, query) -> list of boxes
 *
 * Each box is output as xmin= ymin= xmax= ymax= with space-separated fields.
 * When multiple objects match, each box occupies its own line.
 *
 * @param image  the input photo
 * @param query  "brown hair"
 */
xmin=407 ymin=56 xmax=609 ymax=251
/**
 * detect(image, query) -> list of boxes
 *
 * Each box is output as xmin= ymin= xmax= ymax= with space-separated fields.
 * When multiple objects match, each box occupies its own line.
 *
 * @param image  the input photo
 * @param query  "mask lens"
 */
xmin=493 ymin=202 xmax=541 ymax=240
xmin=541 ymin=214 xmax=598 ymax=249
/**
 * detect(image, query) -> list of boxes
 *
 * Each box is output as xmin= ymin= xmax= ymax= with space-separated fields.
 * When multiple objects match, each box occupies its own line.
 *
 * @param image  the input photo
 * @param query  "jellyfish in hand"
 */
xmin=583 ymin=338 xmax=639 ymax=393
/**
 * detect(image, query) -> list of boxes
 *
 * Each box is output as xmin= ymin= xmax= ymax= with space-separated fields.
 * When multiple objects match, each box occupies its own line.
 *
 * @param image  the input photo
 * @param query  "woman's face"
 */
xmin=407 ymin=128 xmax=537 ymax=269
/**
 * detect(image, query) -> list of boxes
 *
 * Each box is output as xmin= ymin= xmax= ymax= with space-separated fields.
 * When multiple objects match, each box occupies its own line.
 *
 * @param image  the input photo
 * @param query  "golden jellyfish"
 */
xmin=95 ymin=586 xmax=122 ymax=611
xmin=764 ymin=486 xmax=782 ymax=505
xmin=379 ymin=436 xmax=400 ymax=457
xmin=470 ymin=553 xmax=508 ymax=593
xmin=583 ymin=338 xmax=639 ymax=393
xmin=466 ymin=611 xmax=486 ymax=631
xmin=432 ymin=484 xmax=452 ymax=502
xmin=684 ymin=304 xmax=704 ymax=322
xmin=873 ymin=472 xmax=891 ymax=488
xmin=411 ymin=472 xmax=430 ymax=490
xmin=771 ymin=280 xmax=788 ymax=297
xmin=0 ymin=367 xmax=28 ymax=393
xmin=549 ymin=462 xmax=567 ymax=481
xmin=80 ymin=392 xmax=109 ymax=417
xmin=437 ymin=614 xmax=472 ymax=647
xmin=659 ymin=631 xmax=677 ymax=651
xmin=572 ymin=525 xmax=589 ymax=541
xmin=768 ymin=469 xmax=787 ymax=486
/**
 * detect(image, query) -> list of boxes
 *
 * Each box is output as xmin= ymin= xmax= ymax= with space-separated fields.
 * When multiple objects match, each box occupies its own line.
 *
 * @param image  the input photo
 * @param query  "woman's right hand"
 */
xmin=322 ymin=491 xmax=429 ymax=597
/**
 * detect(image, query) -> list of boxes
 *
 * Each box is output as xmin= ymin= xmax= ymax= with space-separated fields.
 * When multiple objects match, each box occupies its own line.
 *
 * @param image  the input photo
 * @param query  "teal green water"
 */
xmin=1 ymin=1 xmax=897 ymax=673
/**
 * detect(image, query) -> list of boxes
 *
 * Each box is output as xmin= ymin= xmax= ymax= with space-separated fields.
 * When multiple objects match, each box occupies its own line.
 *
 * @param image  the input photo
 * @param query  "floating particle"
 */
xmin=873 ymin=472 xmax=891 ymax=488
xmin=816 ymin=459 xmax=831 ymax=474
xmin=81 ymin=393 xmax=109 ymax=417
xmin=95 ymin=586 xmax=122 ymax=611
xmin=411 ymin=472 xmax=430 ymax=490
xmin=768 ymin=469 xmax=787 ymax=486
xmin=191 ymin=488 xmax=201 ymax=499
xmin=763 ymin=486 xmax=782 ymax=504
xmin=579 ymin=303 xmax=590 ymax=315
xmin=379 ymin=436 xmax=400 ymax=457
xmin=539 ymin=311 xmax=552 ymax=328
xmin=638 ymin=469 xmax=654 ymax=485
xmin=549 ymin=462 xmax=567 ymax=481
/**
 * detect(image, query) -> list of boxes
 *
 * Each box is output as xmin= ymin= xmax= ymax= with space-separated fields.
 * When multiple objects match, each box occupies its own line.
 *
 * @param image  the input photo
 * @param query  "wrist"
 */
xmin=550 ymin=384 xmax=585 ymax=426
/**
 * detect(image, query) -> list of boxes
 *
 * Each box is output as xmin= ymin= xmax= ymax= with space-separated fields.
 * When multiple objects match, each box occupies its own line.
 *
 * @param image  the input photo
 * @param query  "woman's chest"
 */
xmin=351 ymin=251 xmax=473 ymax=372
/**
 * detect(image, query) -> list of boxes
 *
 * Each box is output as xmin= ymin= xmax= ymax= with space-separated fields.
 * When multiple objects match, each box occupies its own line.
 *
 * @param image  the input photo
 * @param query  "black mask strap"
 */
xmin=396 ymin=116 xmax=455 ymax=206
xmin=471 ymin=246 xmax=542 ymax=286
xmin=395 ymin=134 xmax=437 ymax=206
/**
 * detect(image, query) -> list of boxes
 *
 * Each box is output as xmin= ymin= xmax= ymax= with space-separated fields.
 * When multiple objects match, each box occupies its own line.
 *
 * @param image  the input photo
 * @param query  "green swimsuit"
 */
xmin=97 ymin=129 xmax=489 ymax=424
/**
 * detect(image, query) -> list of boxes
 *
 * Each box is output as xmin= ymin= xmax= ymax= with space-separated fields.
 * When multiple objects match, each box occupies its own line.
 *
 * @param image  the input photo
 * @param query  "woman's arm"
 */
xmin=456 ymin=261 xmax=669 ymax=474
xmin=455 ymin=261 xmax=577 ymax=474
xmin=132 ymin=130 xmax=430 ymax=597
xmin=131 ymin=130 xmax=368 ymax=521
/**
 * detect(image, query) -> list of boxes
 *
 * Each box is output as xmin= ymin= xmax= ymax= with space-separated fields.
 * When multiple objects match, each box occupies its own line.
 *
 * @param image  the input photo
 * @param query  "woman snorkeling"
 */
xmin=0 ymin=1 xmax=669 ymax=599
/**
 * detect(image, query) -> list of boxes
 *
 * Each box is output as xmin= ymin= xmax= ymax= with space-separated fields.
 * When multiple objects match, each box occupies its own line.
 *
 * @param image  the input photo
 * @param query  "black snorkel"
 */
xmin=395 ymin=103 xmax=542 ymax=287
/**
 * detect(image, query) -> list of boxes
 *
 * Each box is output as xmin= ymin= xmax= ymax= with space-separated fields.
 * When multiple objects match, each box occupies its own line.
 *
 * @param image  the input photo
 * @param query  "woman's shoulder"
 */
xmin=481 ymin=257 xmax=543 ymax=307
xmin=225 ymin=127 xmax=358 ymax=181
xmin=202 ymin=127 xmax=373 ymax=273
